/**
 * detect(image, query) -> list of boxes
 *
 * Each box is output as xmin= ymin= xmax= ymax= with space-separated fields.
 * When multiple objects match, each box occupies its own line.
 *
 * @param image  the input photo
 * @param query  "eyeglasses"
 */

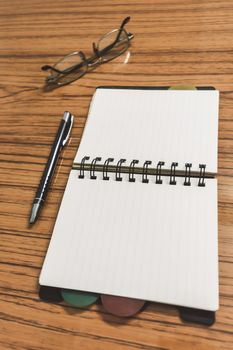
xmin=41 ymin=17 xmax=134 ymax=87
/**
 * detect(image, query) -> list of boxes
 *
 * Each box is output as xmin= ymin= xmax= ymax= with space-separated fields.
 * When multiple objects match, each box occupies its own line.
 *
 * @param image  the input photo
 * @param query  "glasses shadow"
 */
xmin=42 ymin=83 xmax=61 ymax=92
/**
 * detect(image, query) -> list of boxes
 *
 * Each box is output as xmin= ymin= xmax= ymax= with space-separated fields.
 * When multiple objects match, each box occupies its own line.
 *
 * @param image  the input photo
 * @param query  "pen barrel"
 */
xmin=34 ymin=119 xmax=67 ymax=203
xmin=35 ymin=146 xmax=62 ymax=203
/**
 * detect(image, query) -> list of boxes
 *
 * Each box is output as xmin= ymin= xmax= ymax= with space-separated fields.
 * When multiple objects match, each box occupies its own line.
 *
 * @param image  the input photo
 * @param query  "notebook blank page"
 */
xmin=40 ymin=172 xmax=218 ymax=311
xmin=75 ymin=89 xmax=219 ymax=173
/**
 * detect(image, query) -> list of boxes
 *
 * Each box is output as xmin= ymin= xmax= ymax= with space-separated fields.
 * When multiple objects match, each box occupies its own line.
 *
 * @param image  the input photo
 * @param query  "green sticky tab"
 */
xmin=169 ymin=85 xmax=197 ymax=90
xmin=61 ymin=289 xmax=99 ymax=308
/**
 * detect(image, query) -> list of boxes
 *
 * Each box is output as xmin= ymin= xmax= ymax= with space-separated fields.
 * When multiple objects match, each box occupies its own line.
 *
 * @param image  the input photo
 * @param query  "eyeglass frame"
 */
xmin=41 ymin=17 xmax=134 ymax=85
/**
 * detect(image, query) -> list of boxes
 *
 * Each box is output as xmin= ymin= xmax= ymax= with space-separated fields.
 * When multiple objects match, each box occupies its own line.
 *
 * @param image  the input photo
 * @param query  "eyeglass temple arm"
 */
xmin=93 ymin=16 xmax=131 ymax=58
xmin=105 ymin=16 xmax=131 ymax=50
xmin=120 ymin=16 xmax=130 ymax=31
xmin=41 ymin=65 xmax=63 ymax=74
xmin=115 ymin=16 xmax=130 ymax=42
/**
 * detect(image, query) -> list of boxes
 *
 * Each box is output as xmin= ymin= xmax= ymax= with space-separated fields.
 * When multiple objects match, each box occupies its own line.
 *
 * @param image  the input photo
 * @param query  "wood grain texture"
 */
xmin=0 ymin=0 xmax=233 ymax=349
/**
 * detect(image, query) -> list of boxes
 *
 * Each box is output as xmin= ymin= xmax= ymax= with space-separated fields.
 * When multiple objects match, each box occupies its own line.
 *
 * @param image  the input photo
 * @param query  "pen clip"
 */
xmin=62 ymin=112 xmax=74 ymax=146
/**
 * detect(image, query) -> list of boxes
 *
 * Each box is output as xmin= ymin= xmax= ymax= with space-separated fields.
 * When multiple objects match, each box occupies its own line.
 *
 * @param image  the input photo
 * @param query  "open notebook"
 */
xmin=40 ymin=87 xmax=219 ymax=312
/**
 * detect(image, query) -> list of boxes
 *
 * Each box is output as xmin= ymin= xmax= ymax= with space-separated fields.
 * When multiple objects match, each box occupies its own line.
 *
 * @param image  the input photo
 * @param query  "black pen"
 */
xmin=29 ymin=111 xmax=74 ymax=224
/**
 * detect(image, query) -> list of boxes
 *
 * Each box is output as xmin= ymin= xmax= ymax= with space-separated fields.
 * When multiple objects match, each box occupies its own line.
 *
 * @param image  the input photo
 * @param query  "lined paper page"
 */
xmin=75 ymin=89 xmax=219 ymax=173
xmin=40 ymin=172 xmax=218 ymax=311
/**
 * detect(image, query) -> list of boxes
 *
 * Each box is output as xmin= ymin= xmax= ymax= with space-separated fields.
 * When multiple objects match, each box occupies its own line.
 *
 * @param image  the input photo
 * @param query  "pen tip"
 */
xmin=29 ymin=217 xmax=35 ymax=225
xmin=29 ymin=203 xmax=41 ymax=224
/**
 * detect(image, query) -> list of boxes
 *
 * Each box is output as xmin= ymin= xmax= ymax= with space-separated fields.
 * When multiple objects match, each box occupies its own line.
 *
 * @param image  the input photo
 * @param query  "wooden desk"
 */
xmin=0 ymin=1 xmax=232 ymax=349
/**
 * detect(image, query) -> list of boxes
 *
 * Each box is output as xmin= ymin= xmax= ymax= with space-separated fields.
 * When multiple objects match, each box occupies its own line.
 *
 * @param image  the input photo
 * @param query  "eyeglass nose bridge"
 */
xmin=88 ymin=58 xmax=103 ymax=68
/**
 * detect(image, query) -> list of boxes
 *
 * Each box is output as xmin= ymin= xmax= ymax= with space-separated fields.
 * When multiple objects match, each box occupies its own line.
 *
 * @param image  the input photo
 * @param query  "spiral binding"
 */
xmin=156 ymin=161 xmax=165 ymax=184
xmin=170 ymin=162 xmax=178 ymax=185
xmin=116 ymin=159 xmax=126 ymax=181
xmin=90 ymin=157 xmax=101 ymax=179
xmin=129 ymin=159 xmax=139 ymax=182
xmin=79 ymin=156 xmax=90 ymax=178
xmin=103 ymin=158 xmax=114 ymax=180
xmin=78 ymin=156 xmax=208 ymax=186
xmin=142 ymin=161 xmax=152 ymax=183
xmin=198 ymin=164 xmax=206 ymax=187
xmin=184 ymin=163 xmax=192 ymax=186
